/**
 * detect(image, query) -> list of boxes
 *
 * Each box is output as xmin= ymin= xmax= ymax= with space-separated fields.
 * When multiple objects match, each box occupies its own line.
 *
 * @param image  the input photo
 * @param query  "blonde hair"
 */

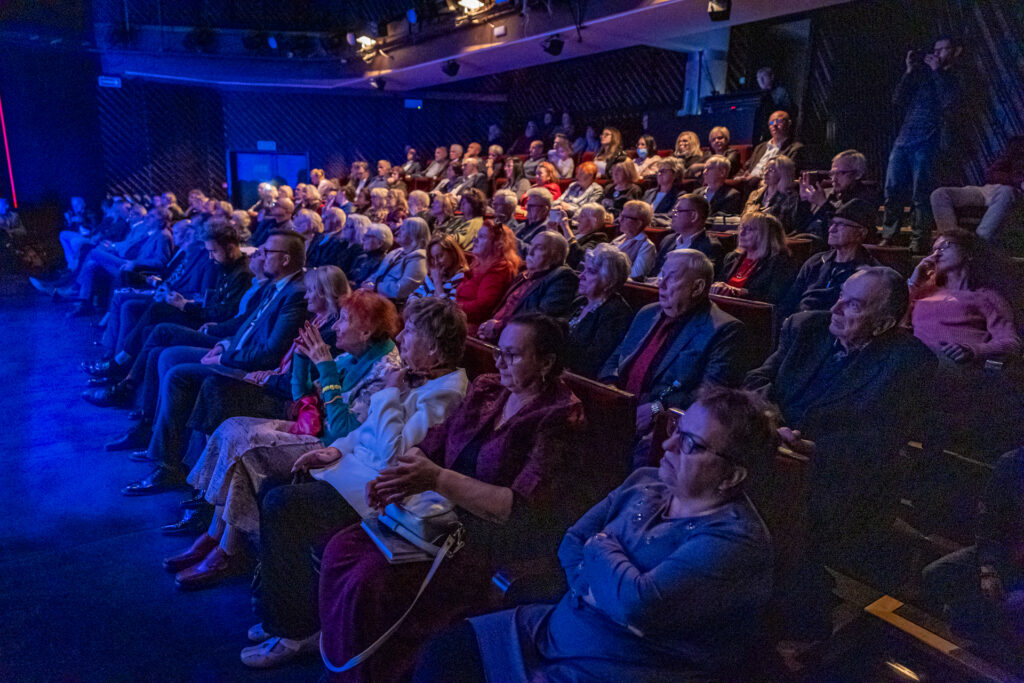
xmin=675 ymin=130 xmax=701 ymax=155
xmin=738 ymin=211 xmax=789 ymax=258
xmin=323 ymin=206 xmax=347 ymax=234
xmin=611 ymin=159 xmax=641 ymax=184
xmin=296 ymin=208 xmax=324 ymax=235
xmin=303 ymin=265 xmax=351 ymax=315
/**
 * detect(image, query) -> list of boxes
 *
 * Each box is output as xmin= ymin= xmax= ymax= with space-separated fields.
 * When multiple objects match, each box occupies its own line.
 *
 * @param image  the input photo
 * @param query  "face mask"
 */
xmin=637 ymin=148 xmax=648 ymax=159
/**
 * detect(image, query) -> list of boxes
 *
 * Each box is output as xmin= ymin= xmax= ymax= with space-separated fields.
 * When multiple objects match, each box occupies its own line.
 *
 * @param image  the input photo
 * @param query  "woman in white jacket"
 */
xmin=166 ymin=298 xmax=469 ymax=597
xmin=361 ymin=216 xmax=429 ymax=302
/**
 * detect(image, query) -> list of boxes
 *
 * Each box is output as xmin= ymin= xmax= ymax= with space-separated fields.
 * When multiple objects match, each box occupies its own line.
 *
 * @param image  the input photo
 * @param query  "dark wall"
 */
xmin=0 ymin=45 xmax=105 ymax=234
xmin=734 ymin=0 xmax=1024 ymax=184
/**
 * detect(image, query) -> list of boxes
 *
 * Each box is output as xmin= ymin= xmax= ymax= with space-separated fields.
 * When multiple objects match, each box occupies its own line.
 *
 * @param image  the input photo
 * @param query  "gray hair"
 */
xmin=536 ymin=230 xmax=569 ymax=264
xmin=462 ymin=157 xmax=481 ymax=173
xmin=665 ymin=248 xmax=714 ymax=289
xmin=578 ymin=202 xmax=607 ymax=227
xmin=323 ymin=206 xmax=347 ymax=234
xmin=493 ymin=188 xmax=517 ymax=206
xmin=586 ymin=242 xmax=630 ymax=292
xmin=704 ymin=155 xmax=732 ymax=175
xmin=852 ymin=266 xmax=910 ymax=325
xmin=345 ymin=213 xmax=370 ymax=241
xmin=401 ymin=216 xmax=431 ymax=249
xmin=525 ymin=187 xmax=554 ymax=207
xmin=365 ymin=223 xmax=393 ymax=250
xmin=408 ymin=190 xmax=430 ymax=210
xmin=833 ymin=149 xmax=868 ymax=180
xmin=402 ymin=297 xmax=468 ymax=368
xmin=296 ymin=208 xmax=324 ymax=234
xmin=623 ymin=199 xmax=653 ymax=227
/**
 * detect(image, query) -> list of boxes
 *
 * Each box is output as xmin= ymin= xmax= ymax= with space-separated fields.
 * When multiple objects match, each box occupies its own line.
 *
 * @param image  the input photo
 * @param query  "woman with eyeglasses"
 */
xmin=317 ymin=313 xmax=584 ymax=682
xmin=711 ymin=211 xmax=799 ymax=305
xmin=414 ymin=385 xmax=776 ymax=682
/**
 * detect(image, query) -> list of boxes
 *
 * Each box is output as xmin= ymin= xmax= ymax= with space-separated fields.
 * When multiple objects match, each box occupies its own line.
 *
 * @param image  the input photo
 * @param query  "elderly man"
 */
xmin=745 ymin=267 xmax=936 ymax=630
xmin=651 ymin=194 xmax=724 ymax=278
xmin=477 ymin=231 xmax=578 ymax=341
xmin=448 ymin=143 xmax=465 ymax=165
xmin=491 ymin=189 xmax=521 ymax=233
xmin=421 ymin=146 xmax=449 ymax=180
xmin=121 ymin=231 xmax=310 ymax=495
xmin=799 ymin=149 xmax=878 ymax=241
xmin=737 ymin=110 xmax=806 ymax=183
xmin=601 ymin=249 xmax=745 ymax=461
xmin=523 ymin=140 xmax=546 ymax=179
xmin=452 ymin=157 xmax=488 ymax=197
xmin=695 ymin=155 xmax=743 ymax=217
xmin=780 ymin=198 xmax=880 ymax=318
xmin=515 ymin=187 xmax=554 ymax=253
xmin=561 ymin=203 xmax=609 ymax=270
xmin=610 ymin=200 xmax=656 ymax=280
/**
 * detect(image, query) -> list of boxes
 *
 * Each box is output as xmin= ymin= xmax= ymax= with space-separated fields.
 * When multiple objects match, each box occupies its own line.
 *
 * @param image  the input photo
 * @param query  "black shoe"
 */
xmin=180 ymin=489 xmax=206 ymax=509
xmin=128 ymin=449 xmax=157 ymax=463
xmin=161 ymin=506 xmax=212 ymax=536
xmin=87 ymin=376 xmax=116 ymax=388
xmin=105 ymin=422 xmax=151 ymax=451
xmin=82 ymin=359 xmax=121 ymax=377
xmin=82 ymin=381 xmax=134 ymax=409
xmin=121 ymin=468 xmax=188 ymax=496
xmin=128 ymin=409 xmax=146 ymax=421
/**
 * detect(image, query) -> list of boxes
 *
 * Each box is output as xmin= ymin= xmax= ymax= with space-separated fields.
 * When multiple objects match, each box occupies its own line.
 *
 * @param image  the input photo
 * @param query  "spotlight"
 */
xmin=541 ymin=34 xmax=564 ymax=56
xmin=356 ymin=35 xmax=377 ymax=49
xmin=441 ymin=60 xmax=460 ymax=77
xmin=458 ymin=0 xmax=486 ymax=11
xmin=407 ymin=8 xmax=418 ymax=24
xmin=708 ymin=0 xmax=731 ymax=21
xmin=370 ymin=76 xmax=387 ymax=90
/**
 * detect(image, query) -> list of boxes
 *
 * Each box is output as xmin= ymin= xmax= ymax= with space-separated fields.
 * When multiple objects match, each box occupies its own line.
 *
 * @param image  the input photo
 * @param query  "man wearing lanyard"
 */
xmin=122 ymin=230 xmax=310 ymax=495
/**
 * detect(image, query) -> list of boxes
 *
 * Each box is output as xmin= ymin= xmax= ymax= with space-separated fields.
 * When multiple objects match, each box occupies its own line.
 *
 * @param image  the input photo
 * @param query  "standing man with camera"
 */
xmin=880 ymin=36 xmax=961 ymax=254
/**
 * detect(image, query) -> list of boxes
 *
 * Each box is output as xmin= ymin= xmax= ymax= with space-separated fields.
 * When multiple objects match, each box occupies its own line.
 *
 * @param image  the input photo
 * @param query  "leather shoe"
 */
xmin=86 ymin=376 xmax=116 ymax=388
xmin=121 ymin=468 xmax=188 ymax=496
xmin=82 ymin=359 xmax=117 ymax=377
xmin=128 ymin=449 xmax=157 ymax=463
xmin=180 ymin=489 xmax=206 ymax=509
xmin=175 ymin=546 xmax=249 ymax=590
xmin=105 ymin=421 xmax=151 ymax=451
xmin=83 ymin=381 xmax=134 ymax=409
xmin=163 ymin=532 xmax=218 ymax=572
xmin=161 ymin=506 xmax=212 ymax=536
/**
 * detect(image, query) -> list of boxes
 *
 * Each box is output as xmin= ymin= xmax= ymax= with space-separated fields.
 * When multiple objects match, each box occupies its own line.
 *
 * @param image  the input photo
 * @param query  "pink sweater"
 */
xmin=909 ymin=284 xmax=1021 ymax=359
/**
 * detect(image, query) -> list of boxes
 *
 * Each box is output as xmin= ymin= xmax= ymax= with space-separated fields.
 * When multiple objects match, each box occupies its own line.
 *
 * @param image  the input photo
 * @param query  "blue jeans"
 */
xmin=882 ymin=140 xmax=938 ymax=245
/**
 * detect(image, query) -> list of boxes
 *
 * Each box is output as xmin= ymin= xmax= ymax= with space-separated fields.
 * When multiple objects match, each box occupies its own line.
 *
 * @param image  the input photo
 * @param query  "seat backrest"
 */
xmin=709 ymin=230 xmax=738 ymax=253
xmin=864 ymin=244 xmax=913 ymax=278
xmin=621 ymin=281 xmax=659 ymax=311
xmin=463 ymin=336 xmax=498 ymax=378
xmin=581 ymin=151 xmax=595 ymax=163
xmin=734 ymin=144 xmax=753 ymax=166
xmin=786 ymin=238 xmax=816 ymax=267
xmin=710 ymin=293 xmax=776 ymax=370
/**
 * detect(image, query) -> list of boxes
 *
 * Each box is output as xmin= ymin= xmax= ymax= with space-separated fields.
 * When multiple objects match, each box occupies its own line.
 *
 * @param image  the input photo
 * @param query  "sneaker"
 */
xmin=240 ymin=633 xmax=319 ymax=668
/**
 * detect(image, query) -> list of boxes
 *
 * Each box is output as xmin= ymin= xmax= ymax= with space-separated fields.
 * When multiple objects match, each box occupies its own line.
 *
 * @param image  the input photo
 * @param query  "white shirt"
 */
xmin=612 ymin=232 xmax=656 ymax=279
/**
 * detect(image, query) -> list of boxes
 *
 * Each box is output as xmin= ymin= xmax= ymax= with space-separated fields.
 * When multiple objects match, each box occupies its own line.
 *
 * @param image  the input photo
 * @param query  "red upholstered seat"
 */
xmin=581 ymin=152 xmax=595 ymax=163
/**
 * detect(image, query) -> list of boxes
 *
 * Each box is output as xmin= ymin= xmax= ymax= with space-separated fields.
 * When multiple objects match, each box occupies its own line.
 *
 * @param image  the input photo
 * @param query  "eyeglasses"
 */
xmin=525 ymin=203 xmax=547 ymax=210
xmin=768 ymin=118 xmax=787 ymax=125
xmin=667 ymin=416 xmax=734 ymax=463
xmin=670 ymin=208 xmax=697 ymax=217
xmin=492 ymin=347 xmax=524 ymax=365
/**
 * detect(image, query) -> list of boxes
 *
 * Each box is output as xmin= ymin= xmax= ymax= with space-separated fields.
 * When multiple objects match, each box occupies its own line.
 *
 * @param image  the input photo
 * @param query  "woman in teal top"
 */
xmin=180 ymin=291 xmax=403 ymax=559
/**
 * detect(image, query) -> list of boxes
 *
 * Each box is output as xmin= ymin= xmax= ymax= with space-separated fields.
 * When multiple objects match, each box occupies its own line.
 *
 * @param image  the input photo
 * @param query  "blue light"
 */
xmin=267 ymin=36 xmax=278 ymax=49
xmin=404 ymin=99 xmax=423 ymax=110
xmin=407 ymin=8 xmax=418 ymax=23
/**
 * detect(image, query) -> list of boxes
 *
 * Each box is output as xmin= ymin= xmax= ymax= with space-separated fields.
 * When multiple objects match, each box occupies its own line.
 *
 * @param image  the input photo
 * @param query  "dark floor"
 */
xmin=0 ymin=278 xmax=322 ymax=681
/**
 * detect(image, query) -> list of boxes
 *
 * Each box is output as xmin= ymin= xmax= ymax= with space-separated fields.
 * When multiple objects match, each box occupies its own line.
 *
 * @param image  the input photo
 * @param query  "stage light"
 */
xmin=708 ymin=0 xmax=731 ymax=21
xmin=267 ymin=35 xmax=279 ymax=50
xmin=541 ymin=34 xmax=564 ymax=56
xmin=441 ymin=60 xmax=460 ymax=77
xmin=370 ymin=77 xmax=387 ymax=90
xmin=458 ymin=0 xmax=486 ymax=12
xmin=356 ymin=35 xmax=376 ymax=49
xmin=407 ymin=8 xmax=418 ymax=24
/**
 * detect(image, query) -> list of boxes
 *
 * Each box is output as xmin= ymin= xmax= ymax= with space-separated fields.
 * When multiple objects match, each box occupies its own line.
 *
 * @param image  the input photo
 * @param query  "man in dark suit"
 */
xmin=779 ymin=198 xmax=880 ymax=319
xmin=694 ymin=155 xmax=743 ymax=217
xmin=122 ymin=230 xmax=311 ymax=495
xmin=399 ymin=147 xmax=422 ymax=177
xmin=651 ymin=194 xmax=725 ymax=277
xmin=478 ymin=231 xmax=578 ymax=341
xmin=798 ymin=149 xmax=879 ymax=242
xmin=745 ymin=267 xmax=936 ymax=634
xmin=514 ymin=187 xmax=555 ymax=254
xmin=601 ymin=249 xmax=745 ymax=462
xmin=450 ymin=157 xmax=488 ymax=197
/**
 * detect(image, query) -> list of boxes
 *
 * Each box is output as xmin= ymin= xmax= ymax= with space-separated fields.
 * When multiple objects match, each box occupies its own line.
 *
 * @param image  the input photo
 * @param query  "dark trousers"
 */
xmin=129 ymin=323 xmax=218 ymax=417
xmin=102 ymin=290 xmax=152 ymax=350
xmin=121 ymin=301 xmax=194 ymax=359
xmin=258 ymin=480 xmax=359 ymax=639
xmin=412 ymin=621 xmax=486 ymax=683
xmin=882 ymin=140 xmax=938 ymax=246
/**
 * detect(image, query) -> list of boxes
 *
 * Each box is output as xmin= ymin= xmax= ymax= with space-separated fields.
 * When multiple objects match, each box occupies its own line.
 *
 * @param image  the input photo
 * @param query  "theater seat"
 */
xmin=581 ymin=152 xmax=595 ymax=163
xmin=786 ymin=238 xmax=816 ymax=267
xmin=709 ymin=230 xmax=738 ymax=253
xmin=864 ymin=244 xmax=913 ymax=278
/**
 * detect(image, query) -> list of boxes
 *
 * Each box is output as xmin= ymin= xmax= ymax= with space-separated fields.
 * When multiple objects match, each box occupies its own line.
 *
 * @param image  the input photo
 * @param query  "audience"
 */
xmin=736 ymin=110 xmax=805 ymax=184
xmin=708 ymin=126 xmax=741 ymax=177
xmin=671 ymin=131 xmax=707 ymax=179
xmin=421 ymin=146 xmax=449 ymax=180
xmin=430 ymin=193 xmax=465 ymax=244
xmin=502 ymin=157 xmax=532 ymax=201
xmin=522 ymin=140 xmax=546 ymax=179
xmin=533 ymin=161 xmax=563 ymax=202
xmin=695 ymin=155 xmax=743 ymax=218
xmin=594 ymin=127 xmax=627 ymax=178
xmin=565 ymin=244 xmax=633 ymax=378
xmin=454 ymin=189 xmax=487 ymax=250
xmin=551 ymin=161 xmax=602 ymax=220
xmin=799 ymin=149 xmax=877 ymax=242
xmin=318 ymin=314 xmax=584 ymax=681
xmin=455 ymin=221 xmax=520 ymax=333
xmin=490 ymin=189 xmax=521 ymax=233
xmin=711 ymin=212 xmax=799 ymax=305
xmin=415 ymin=385 xmax=776 ymax=682
xmin=634 ymin=134 xmax=661 ymax=177
xmin=400 ymin=147 xmax=421 ymax=177
xmin=610 ymin=200 xmax=656 ymax=280
xmin=551 ymin=138 xmax=575 ymax=179
xmin=559 ymin=202 xmax=610 ymax=269
xmin=601 ymin=249 xmax=745 ymax=463
xmin=780 ymin=198 xmax=880 ymax=318
xmin=478 ymin=231 xmax=578 ymax=341
xmin=514 ymin=188 xmax=554 ymax=251
xmin=642 ymin=159 xmax=683 ymax=224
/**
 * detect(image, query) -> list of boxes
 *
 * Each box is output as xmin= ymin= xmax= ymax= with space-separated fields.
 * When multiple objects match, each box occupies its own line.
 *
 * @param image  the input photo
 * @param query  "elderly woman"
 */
xmin=238 ymin=298 xmax=470 ymax=668
xmin=367 ymin=187 xmax=390 ymax=224
xmin=455 ymin=222 xmax=521 ymax=333
xmin=611 ymin=200 xmax=656 ymax=280
xmin=534 ymin=161 xmax=563 ymax=202
xmin=711 ymin=211 xmax=799 ymax=305
xmin=742 ymin=155 xmax=810 ymax=235
xmin=385 ymin=189 xmax=408 ymax=230
xmin=708 ymin=126 xmax=740 ymax=177
xmin=167 ymin=275 xmax=383 ymax=590
xmin=362 ymin=217 xmax=429 ymax=301
xmin=348 ymin=223 xmax=391 ymax=287
xmin=602 ymin=160 xmax=643 ymax=217
xmin=503 ymin=157 xmax=532 ymax=201
xmin=565 ymin=243 xmax=634 ymax=377
xmin=431 ymin=193 xmax=465 ymax=240
xmin=595 ymin=127 xmax=627 ymax=178
xmin=409 ymin=235 xmax=468 ymax=302
xmin=560 ymin=202 xmax=610 ymax=270
xmin=634 ymin=134 xmax=661 ymax=178
xmin=673 ymin=130 xmax=707 ymax=178
xmin=317 ymin=314 xmax=585 ymax=681
xmin=908 ymin=229 xmax=1021 ymax=364
xmin=454 ymin=189 xmax=487 ymax=250
xmin=414 ymin=385 xmax=776 ymax=682
xmin=294 ymin=209 xmax=329 ymax=266
xmin=407 ymin=189 xmax=434 ymax=231
xmin=552 ymin=161 xmax=603 ymax=220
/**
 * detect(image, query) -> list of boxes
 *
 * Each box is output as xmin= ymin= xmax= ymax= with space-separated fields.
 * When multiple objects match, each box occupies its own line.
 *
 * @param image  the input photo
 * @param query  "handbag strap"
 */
xmin=319 ymin=530 xmax=461 ymax=673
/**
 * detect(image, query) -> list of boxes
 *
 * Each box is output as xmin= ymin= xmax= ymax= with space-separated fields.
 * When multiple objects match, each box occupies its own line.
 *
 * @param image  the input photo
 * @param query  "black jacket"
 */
xmin=779 ymin=247 xmax=880 ymax=319
xmin=695 ymin=185 xmax=743 ymax=217
xmin=653 ymin=230 xmax=725 ymax=277
xmin=745 ymin=137 xmax=807 ymax=174
xmin=565 ymin=294 xmax=634 ymax=378
xmin=717 ymin=250 xmax=800 ymax=306
xmin=493 ymin=265 xmax=579 ymax=323
xmin=189 ymin=254 xmax=252 ymax=324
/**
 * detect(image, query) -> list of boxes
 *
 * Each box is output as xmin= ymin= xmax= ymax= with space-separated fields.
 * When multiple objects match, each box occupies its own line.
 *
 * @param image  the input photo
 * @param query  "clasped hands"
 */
xmin=365 ymin=447 xmax=442 ymax=511
xmin=295 ymin=320 xmax=334 ymax=364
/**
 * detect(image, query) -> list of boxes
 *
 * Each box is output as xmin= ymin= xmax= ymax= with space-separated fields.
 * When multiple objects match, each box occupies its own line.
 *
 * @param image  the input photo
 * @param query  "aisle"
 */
xmin=0 ymin=280 xmax=321 ymax=681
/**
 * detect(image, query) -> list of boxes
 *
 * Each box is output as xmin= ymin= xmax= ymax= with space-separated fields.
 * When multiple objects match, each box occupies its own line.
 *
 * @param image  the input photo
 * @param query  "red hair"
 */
xmin=475 ymin=220 xmax=521 ymax=274
xmin=339 ymin=290 xmax=401 ymax=343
